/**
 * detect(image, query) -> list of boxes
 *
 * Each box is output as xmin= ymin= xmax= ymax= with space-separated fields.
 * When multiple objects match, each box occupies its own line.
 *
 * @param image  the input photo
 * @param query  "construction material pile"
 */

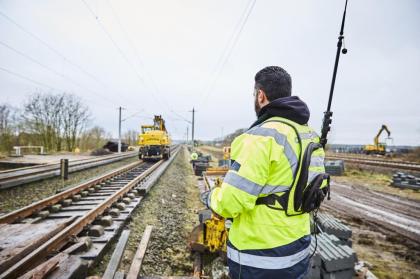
xmin=325 ymin=160 xmax=345 ymax=176
xmin=103 ymin=141 xmax=128 ymax=152
xmin=392 ymin=172 xmax=420 ymax=190
xmin=306 ymin=213 xmax=356 ymax=279
xmin=317 ymin=212 xmax=352 ymax=246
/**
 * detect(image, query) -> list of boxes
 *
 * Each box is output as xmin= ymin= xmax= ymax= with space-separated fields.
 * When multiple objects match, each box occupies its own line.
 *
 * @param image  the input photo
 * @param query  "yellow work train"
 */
xmin=138 ymin=115 xmax=171 ymax=160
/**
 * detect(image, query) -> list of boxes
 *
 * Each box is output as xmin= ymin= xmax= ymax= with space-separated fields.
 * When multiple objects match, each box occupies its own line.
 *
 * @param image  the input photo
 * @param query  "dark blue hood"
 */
xmin=250 ymin=96 xmax=310 ymax=128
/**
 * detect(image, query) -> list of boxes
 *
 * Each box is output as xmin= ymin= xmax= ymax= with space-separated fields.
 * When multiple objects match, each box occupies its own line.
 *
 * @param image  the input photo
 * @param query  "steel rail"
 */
xmin=326 ymin=153 xmax=418 ymax=164
xmin=0 ymin=152 xmax=138 ymax=189
xmin=0 ymin=159 xmax=164 ymax=279
xmin=0 ymin=160 xmax=143 ymax=224
xmin=0 ymin=152 xmax=131 ymax=175
xmin=0 ymin=151 xmax=137 ymax=178
xmin=326 ymin=155 xmax=420 ymax=171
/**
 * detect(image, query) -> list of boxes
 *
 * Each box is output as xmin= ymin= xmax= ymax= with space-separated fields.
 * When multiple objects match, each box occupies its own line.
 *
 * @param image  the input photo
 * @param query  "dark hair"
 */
xmin=254 ymin=66 xmax=292 ymax=101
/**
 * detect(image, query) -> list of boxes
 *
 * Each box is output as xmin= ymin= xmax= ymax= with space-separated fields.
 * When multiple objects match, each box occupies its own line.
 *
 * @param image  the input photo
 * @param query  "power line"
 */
xmin=199 ymin=0 xmax=257 ymax=107
xmin=196 ymin=0 xmax=254 ymax=105
xmin=0 ymin=40 xmax=116 ymax=104
xmin=0 ymin=65 xmax=117 ymax=109
xmin=106 ymin=0 xmax=172 ymax=111
xmin=170 ymin=110 xmax=192 ymax=123
xmin=0 ymin=10 xmax=127 ymax=104
xmin=122 ymin=109 xmax=146 ymax=122
xmin=0 ymin=66 xmax=56 ymax=91
xmin=84 ymin=1 xmax=190 ymax=122
xmin=81 ymin=0 xmax=161 ymax=106
xmin=208 ymin=0 xmax=253 ymax=83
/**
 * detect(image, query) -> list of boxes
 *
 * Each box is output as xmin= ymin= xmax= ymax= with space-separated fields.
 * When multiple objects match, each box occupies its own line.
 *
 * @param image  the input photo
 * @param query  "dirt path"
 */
xmin=324 ymin=181 xmax=420 ymax=278
xmin=324 ymin=182 xmax=420 ymax=244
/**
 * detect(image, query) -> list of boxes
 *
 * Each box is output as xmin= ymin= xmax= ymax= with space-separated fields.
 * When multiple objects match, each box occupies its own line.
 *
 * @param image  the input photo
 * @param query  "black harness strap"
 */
xmin=255 ymin=193 xmax=288 ymax=210
xmin=255 ymin=119 xmax=302 ymax=211
xmin=254 ymin=119 xmax=330 ymax=215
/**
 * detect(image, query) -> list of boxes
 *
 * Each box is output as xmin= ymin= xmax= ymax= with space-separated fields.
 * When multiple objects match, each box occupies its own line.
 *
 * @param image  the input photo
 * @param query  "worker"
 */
xmin=191 ymin=151 xmax=198 ymax=161
xmin=205 ymin=66 xmax=327 ymax=279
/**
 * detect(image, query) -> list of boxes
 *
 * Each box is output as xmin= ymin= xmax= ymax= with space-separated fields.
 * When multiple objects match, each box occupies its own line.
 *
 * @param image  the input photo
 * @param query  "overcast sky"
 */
xmin=0 ymin=0 xmax=419 ymax=145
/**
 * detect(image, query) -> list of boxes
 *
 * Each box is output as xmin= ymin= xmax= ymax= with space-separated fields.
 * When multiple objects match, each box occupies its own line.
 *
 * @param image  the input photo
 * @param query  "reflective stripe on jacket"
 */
xmin=227 ymin=237 xmax=311 ymax=279
xmin=209 ymin=116 xmax=326 ymax=271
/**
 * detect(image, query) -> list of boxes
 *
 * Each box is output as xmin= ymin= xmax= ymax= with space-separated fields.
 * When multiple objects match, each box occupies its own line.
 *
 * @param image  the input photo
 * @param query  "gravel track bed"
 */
xmin=0 ymin=156 xmax=138 ymax=214
xmin=90 ymin=147 xmax=201 ymax=277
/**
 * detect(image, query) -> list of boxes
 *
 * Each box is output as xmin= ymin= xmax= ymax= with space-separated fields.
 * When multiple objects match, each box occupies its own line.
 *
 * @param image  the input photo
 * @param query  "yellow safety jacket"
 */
xmin=191 ymin=152 xmax=198 ymax=160
xmin=209 ymin=116 xmax=328 ymax=268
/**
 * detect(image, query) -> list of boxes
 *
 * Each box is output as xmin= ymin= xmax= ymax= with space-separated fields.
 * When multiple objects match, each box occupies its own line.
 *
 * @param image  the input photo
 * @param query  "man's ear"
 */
xmin=258 ymin=89 xmax=267 ymax=103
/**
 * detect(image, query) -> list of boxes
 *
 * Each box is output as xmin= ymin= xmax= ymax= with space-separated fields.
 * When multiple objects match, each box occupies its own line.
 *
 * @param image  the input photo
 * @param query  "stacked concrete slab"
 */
xmin=317 ymin=212 xmax=352 ymax=246
xmin=324 ymin=160 xmax=345 ymax=176
xmin=392 ymin=172 xmax=420 ymax=190
xmin=218 ymin=159 xmax=231 ymax=167
xmin=306 ymin=213 xmax=356 ymax=279
xmin=306 ymin=233 xmax=357 ymax=279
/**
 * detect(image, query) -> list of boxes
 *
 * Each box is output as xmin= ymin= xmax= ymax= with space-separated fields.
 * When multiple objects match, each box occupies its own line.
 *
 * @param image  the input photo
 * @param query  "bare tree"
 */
xmin=123 ymin=129 xmax=138 ymax=146
xmin=62 ymin=94 xmax=90 ymax=151
xmin=80 ymin=126 xmax=107 ymax=151
xmin=23 ymin=93 xmax=60 ymax=151
xmin=23 ymin=92 xmax=90 ymax=152
xmin=0 ymin=104 xmax=11 ymax=133
xmin=0 ymin=104 xmax=18 ymax=153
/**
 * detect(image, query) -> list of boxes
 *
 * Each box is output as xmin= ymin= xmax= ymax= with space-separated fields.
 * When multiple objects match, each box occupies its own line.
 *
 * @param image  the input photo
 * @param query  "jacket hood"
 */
xmin=250 ymin=96 xmax=310 ymax=128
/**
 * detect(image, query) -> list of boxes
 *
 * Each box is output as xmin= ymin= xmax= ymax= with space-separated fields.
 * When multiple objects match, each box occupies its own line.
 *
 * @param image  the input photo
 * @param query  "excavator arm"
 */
xmin=374 ymin=125 xmax=391 ymax=146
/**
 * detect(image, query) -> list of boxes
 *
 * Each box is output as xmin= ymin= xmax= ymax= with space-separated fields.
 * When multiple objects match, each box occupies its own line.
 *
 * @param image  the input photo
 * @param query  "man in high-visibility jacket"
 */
xmin=207 ymin=66 xmax=326 ymax=279
xmin=191 ymin=152 xmax=199 ymax=161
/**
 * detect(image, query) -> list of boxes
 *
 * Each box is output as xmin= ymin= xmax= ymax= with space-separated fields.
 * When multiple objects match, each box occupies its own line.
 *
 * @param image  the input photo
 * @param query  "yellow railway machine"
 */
xmin=138 ymin=115 xmax=171 ymax=160
xmin=190 ymin=169 xmax=230 ymax=255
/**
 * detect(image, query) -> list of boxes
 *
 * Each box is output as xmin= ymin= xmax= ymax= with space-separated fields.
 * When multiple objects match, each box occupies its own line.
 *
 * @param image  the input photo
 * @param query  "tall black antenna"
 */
xmin=320 ymin=0 xmax=349 ymax=148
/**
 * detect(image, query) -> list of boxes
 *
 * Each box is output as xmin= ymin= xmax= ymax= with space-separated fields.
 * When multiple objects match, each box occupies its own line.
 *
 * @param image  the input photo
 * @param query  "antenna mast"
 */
xmin=320 ymin=0 xmax=349 ymax=147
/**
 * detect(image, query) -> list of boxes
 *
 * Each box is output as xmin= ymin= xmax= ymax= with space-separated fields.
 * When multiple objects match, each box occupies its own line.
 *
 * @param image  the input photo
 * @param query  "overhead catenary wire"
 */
xmin=107 ymin=1 xmax=190 ymax=136
xmin=0 ymin=66 xmax=56 ymax=91
xmin=199 ymin=0 xmax=257 ymax=107
xmin=170 ymin=110 xmax=192 ymax=124
xmin=0 ymin=9 xmax=132 ymax=106
xmin=0 ymin=65 xmax=117 ymax=109
xmin=206 ymin=0 xmax=254 ymax=86
xmin=81 ymin=0 xmax=167 ymax=110
xmin=122 ymin=109 xmax=147 ymax=122
xmin=106 ymin=0 xmax=174 ymax=114
xmin=108 ymin=0 xmax=169 ymax=107
xmin=0 ymin=40 xmax=116 ymax=105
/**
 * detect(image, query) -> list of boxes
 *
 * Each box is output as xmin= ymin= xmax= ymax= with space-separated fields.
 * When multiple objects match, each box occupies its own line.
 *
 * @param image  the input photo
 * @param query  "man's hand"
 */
xmin=200 ymin=190 xmax=211 ymax=207
xmin=200 ymin=190 xmax=224 ymax=219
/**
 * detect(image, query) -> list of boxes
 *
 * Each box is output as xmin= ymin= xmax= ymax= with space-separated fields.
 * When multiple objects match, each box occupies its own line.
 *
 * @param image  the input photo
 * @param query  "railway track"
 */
xmin=0 ymin=146 xmax=180 ymax=279
xmin=326 ymin=154 xmax=420 ymax=172
xmin=0 ymin=151 xmax=138 ymax=189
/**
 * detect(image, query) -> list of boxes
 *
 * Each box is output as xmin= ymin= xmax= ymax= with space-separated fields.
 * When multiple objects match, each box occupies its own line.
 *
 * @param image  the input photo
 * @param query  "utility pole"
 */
xmin=191 ymin=107 xmax=195 ymax=148
xmin=118 ymin=106 xmax=122 ymax=153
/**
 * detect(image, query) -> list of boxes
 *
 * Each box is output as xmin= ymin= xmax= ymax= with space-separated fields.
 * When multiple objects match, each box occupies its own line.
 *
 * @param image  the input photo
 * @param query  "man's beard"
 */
xmin=254 ymin=96 xmax=261 ymax=117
